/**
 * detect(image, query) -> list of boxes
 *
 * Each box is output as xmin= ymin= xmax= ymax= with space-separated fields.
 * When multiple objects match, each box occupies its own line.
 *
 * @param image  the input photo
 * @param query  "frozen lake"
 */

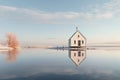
xmin=0 ymin=48 xmax=120 ymax=80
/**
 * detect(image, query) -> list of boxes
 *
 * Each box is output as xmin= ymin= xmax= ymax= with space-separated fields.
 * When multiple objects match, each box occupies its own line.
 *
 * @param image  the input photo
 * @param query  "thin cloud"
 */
xmin=0 ymin=0 xmax=119 ymax=24
xmin=0 ymin=5 xmax=16 ymax=11
xmin=94 ymin=0 xmax=120 ymax=18
xmin=95 ymin=12 xmax=113 ymax=19
xmin=0 ymin=6 xmax=83 ymax=24
xmin=0 ymin=75 xmax=17 ymax=79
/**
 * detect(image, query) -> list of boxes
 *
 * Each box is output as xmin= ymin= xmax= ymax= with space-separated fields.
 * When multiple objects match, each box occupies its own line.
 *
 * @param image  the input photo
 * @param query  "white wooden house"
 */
xmin=69 ymin=27 xmax=86 ymax=49
xmin=69 ymin=50 xmax=86 ymax=66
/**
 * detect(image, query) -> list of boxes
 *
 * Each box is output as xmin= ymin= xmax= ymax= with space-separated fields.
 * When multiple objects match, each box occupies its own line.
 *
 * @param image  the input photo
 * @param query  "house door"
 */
xmin=78 ymin=40 xmax=81 ymax=46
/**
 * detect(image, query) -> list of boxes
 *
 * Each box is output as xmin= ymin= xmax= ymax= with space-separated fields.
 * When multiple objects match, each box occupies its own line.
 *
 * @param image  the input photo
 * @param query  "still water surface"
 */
xmin=0 ymin=48 xmax=120 ymax=80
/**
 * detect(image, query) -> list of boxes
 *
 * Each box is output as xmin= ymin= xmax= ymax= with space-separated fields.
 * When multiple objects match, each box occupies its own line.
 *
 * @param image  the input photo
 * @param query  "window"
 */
xmin=82 ymin=53 xmax=84 ymax=56
xmin=74 ymin=40 xmax=76 ymax=44
xmin=74 ymin=53 xmax=76 ymax=56
xmin=78 ymin=52 xmax=81 ymax=56
xmin=82 ymin=40 xmax=84 ymax=44
xmin=78 ymin=59 xmax=79 ymax=62
xmin=78 ymin=40 xmax=81 ymax=46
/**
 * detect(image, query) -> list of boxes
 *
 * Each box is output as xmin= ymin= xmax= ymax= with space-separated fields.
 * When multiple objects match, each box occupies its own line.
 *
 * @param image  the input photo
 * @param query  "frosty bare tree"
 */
xmin=6 ymin=33 xmax=20 ymax=49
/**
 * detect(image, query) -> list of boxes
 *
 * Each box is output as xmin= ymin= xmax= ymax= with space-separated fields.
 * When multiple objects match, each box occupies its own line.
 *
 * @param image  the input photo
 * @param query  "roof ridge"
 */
xmin=69 ymin=30 xmax=86 ymax=40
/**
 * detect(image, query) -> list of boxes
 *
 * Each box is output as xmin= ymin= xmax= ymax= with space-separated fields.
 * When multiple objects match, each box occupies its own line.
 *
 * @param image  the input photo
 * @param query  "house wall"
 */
xmin=69 ymin=50 xmax=86 ymax=66
xmin=69 ymin=32 xmax=86 ymax=47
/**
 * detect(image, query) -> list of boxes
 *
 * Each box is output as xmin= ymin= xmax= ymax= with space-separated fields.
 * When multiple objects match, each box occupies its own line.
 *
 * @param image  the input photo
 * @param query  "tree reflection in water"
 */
xmin=7 ymin=49 xmax=19 ymax=62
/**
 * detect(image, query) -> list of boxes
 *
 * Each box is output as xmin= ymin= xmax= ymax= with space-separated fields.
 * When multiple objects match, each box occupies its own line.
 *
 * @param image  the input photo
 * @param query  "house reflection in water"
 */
xmin=69 ymin=49 xmax=86 ymax=66
xmin=7 ymin=49 xmax=19 ymax=62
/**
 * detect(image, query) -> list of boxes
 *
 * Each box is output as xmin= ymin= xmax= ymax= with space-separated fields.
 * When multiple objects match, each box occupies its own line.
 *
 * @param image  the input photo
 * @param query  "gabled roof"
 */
xmin=69 ymin=30 xmax=86 ymax=40
xmin=70 ymin=57 xmax=86 ymax=67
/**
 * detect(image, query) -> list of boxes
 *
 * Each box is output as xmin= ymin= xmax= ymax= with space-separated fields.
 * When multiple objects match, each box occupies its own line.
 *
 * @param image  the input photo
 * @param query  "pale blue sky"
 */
xmin=0 ymin=0 xmax=120 ymax=46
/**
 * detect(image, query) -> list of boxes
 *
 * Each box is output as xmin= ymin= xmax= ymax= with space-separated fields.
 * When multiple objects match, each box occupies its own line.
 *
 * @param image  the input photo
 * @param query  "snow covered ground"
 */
xmin=0 ymin=44 xmax=12 ymax=51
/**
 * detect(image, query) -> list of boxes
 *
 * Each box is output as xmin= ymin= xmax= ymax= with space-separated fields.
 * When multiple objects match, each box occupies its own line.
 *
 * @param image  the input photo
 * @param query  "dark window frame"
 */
xmin=74 ymin=40 xmax=76 ymax=44
xmin=82 ymin=53 xmax=84 ymax=56
xmin=82 ymin=40 xmax=84 ymax=44
xmin=74 ymin=53 xmax=76 ymax=56
xmin=78 ymin=59 xmax=79 ymax=62
xmin=78 ymin=52 xmax=81 ymax=56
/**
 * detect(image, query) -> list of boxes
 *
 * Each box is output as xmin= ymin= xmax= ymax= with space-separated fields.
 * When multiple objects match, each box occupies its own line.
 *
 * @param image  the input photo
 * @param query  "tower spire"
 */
xmin=76 ymin=27 xmax=78 ymax=31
